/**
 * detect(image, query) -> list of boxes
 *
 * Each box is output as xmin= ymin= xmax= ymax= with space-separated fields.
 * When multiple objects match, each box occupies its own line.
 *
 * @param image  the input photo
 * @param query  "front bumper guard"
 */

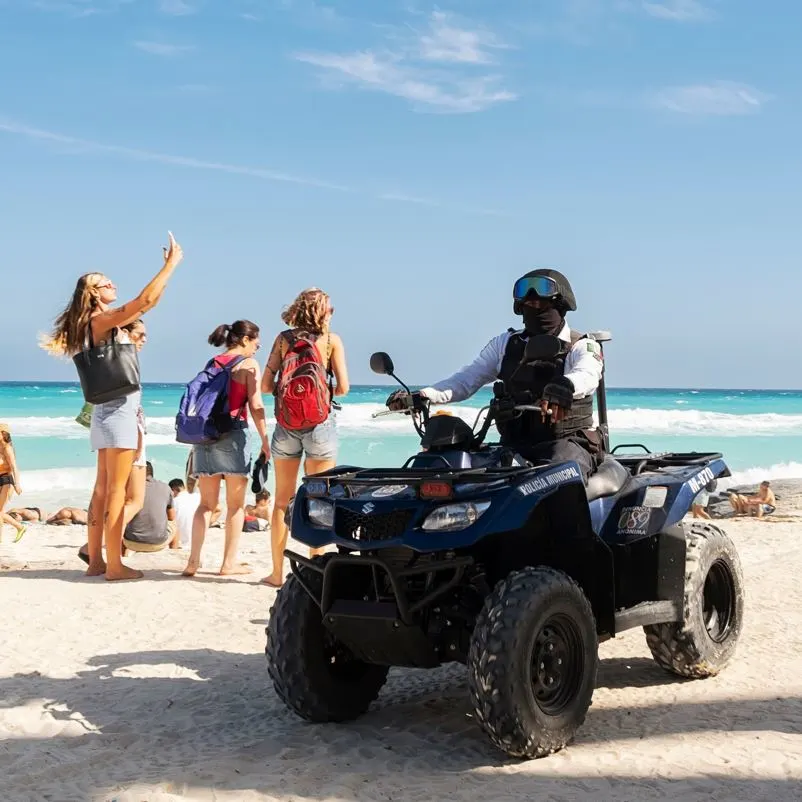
xmin=285 ymin=549 xmax=474 ymax=626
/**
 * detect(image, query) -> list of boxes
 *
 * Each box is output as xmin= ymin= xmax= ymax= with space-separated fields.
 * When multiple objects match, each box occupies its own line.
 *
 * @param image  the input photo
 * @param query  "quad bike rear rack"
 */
xmin=611 ymin=444 xmax=728 ymax=476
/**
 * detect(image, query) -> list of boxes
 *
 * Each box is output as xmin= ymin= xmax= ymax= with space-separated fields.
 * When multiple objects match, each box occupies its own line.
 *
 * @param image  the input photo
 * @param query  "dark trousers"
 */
xmin=516 ymin=437 xmax=596 ymax=482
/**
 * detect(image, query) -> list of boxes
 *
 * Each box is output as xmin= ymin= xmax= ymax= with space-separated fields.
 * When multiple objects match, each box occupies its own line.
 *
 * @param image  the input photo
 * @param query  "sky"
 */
xmin=1 ymin=0 xmax=800 ymax=389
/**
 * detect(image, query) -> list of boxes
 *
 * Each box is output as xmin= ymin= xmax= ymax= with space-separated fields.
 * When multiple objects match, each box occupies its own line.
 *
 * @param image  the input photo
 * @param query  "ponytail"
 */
xmin=207 ymin=324 xmax=231 ymax=347
xmin=208 ymin=320 xmax=259 ymax=349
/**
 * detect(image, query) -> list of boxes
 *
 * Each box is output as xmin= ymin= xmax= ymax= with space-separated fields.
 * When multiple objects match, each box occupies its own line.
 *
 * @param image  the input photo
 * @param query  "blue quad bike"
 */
xmin=265 ymin=332 xmax=745 ymax=759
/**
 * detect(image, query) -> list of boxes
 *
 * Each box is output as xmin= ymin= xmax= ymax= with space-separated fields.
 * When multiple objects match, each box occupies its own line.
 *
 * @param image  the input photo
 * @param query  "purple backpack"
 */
xmin=175 ymin=355 xmax=246 ymax=445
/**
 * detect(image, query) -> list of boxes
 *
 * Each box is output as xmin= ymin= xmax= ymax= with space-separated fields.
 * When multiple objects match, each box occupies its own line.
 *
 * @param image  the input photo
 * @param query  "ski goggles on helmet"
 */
xmin=512 ymin=274 xmax=560 ymax=301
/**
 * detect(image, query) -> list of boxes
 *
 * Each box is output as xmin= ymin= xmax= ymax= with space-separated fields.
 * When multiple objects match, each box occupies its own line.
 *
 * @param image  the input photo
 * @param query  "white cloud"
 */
xmin=295 ymin=11 xmax=515 ymax=113
xmin=296 ymin=49 xmax=515 ymax=113
xmin=652 ymin=81 xmax=767 ymax=115
xmin=0 ymin=119 xmax=349 ymax=190
xmin=0 ymin=118 xmax=507 ymax=214
xmin=641 ymin=0 xmax=711 ymax=21
xmin=417 ymin=11 xmax=508 ymax=65
xmin=133 ymin=40 xmax=194 ymax=56
xmin=160 ymin=0 xmax=194 ymax=16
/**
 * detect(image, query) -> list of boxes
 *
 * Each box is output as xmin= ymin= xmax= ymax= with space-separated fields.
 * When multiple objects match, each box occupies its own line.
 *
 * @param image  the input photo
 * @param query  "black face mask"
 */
xmin=522 ymin=305 xmax=563 ymax=336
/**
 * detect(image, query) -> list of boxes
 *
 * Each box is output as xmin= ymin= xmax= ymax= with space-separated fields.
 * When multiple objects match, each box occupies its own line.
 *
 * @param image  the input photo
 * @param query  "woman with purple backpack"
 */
xmin=259 ymin=288 xmax=349 ymax=587
xmin=181 ymin=319 xmax=271 ymax=577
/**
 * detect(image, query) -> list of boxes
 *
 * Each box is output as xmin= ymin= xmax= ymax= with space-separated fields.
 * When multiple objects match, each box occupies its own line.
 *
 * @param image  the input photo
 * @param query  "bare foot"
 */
xmin=182 ymin=560 xmax=200 ymax=577
xmin=260 ymin=575 xmax=283 ymax=588
xmin=86 ymin=561 xmax=107 ymax=577
xmin=219 ymin=563 xmax=253 ymax=576
xmin=105 ymin=565 xmax=144 ymax=581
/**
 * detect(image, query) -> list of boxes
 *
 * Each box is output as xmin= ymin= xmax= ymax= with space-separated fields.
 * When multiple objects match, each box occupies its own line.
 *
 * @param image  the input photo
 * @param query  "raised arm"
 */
xmin=91 ymin=232 xmax=183 ymax=341
xmin=329 ymin=333 xmax=349 ymax=397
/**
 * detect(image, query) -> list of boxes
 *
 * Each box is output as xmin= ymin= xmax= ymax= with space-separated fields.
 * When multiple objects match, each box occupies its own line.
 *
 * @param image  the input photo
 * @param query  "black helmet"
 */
xmin=512 ymin=268 xmax=577 ymax=315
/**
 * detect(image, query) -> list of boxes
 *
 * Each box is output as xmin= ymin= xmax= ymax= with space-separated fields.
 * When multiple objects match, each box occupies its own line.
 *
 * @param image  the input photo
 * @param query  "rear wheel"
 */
xmin=467 ymin=566 xmax=598 ymax=759
xmin=266 ymin=555 xmax=389 ymax=721
xmin=645 ymin=522 xmax=744 ymax=678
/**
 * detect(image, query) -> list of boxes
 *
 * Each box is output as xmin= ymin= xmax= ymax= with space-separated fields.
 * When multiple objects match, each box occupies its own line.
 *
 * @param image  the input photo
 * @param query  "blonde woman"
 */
xmin=76 ymin=318 xmax=150 ymax=564
xmin=0 ymin=424 xmax=27 ymax=543
xmin=43 ymin=233 xmax=183 ymax=580
xmin=260 ymin=287 xmax=349 ymax=587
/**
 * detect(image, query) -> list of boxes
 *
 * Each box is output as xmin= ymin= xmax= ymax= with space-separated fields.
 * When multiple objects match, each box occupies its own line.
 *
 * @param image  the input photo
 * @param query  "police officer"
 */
xmin=386 ymin=269 xmax=604 ymax=480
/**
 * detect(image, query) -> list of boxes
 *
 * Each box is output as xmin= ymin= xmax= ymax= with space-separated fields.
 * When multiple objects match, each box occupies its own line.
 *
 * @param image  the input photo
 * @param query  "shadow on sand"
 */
xmin=2 ymin=646 xmax=801 ymax=800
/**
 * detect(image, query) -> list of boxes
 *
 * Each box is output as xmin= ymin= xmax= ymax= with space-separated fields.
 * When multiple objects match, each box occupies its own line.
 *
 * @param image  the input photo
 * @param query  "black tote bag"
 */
xmin=72 ymin=325 xmax=141 ymax=404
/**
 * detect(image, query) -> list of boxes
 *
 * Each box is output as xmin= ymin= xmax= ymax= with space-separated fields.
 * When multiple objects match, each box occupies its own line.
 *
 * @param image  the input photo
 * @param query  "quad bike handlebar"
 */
xmin=372 ymin=391 xmax=558 ymax=449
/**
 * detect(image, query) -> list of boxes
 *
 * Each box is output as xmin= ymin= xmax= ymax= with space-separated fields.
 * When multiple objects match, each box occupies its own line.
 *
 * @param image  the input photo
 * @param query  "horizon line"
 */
xmin=2 ymin=381 xmax=802 ymax=394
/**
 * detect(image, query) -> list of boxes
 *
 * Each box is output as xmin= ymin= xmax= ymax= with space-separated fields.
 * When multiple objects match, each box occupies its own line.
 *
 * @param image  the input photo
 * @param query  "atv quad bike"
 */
xmin=265 ymin=332 xmax=744 ymax=759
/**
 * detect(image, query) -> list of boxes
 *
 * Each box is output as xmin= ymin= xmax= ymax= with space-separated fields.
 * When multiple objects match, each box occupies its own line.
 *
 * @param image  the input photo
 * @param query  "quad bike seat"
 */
xmin=586 ymin=454 xmax=630 ymax=502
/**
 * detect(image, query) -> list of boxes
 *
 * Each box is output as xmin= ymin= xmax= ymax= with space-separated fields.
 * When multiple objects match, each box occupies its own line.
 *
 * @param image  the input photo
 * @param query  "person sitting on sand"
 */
xmin=8 ymin=507 xmax=44 ymax=522
xmin=729 ymin=480 xmax=776 ymax=519
xmin=47 ymin=507 xmax=89 ymax=526
xmin=691 ymin=490 xmax=712 ymax=519
xmin=169 ymin=478 xmax=201 ymax=549
xmin=123 ymin=462 xmax=178 ymax=551
xmin=691 ymin=479 xmax=716 ymax=519
xmin=0 ymin=424 xmax=27 ymax=543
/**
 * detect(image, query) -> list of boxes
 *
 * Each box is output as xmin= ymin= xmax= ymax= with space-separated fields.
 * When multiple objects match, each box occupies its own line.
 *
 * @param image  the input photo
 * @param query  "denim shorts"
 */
xmin=191 ymin=427 xmax=252 ymax=477
xmin=271 ymin=417 xmax=337 ymax=461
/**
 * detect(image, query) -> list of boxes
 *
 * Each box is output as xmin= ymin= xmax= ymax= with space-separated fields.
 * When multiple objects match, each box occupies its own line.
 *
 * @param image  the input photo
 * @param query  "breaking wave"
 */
xmin=7 ymin=405 xmax=802 ymax=440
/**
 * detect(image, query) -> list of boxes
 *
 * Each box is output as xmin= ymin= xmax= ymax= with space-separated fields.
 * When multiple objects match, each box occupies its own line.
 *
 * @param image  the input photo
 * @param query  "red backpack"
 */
xmin=275 ymin=331 xmax=332 ymax=430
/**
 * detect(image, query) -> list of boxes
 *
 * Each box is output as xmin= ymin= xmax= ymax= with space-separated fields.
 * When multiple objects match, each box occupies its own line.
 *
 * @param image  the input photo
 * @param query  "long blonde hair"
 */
xmin=41 ymin=272 xmax=106 ymax=357
xmin=281 ymin=287 xmax=331 ymax=335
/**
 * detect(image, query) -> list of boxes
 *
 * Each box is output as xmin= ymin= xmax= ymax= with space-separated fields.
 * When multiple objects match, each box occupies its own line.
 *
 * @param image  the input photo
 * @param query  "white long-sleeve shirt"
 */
xmin=420 ymin=323 xmax=604 ymax=405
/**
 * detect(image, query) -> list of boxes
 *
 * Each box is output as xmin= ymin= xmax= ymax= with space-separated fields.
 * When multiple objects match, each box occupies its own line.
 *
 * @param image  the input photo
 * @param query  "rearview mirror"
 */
xmin=370 ymin=351 xmax=395 ymax=376
xmin=523 ymin=334 xmax=561 ymax=363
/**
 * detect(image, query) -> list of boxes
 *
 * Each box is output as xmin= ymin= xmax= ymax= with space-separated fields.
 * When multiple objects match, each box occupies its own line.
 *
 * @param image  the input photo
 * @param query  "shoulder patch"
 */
xmin=585 ymin=339 xmax=603 ymax=361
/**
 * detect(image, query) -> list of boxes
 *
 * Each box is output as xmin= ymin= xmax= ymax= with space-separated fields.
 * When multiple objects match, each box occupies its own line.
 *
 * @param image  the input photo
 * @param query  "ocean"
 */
xmin=2 ymin=382 xmax=802 ymax=511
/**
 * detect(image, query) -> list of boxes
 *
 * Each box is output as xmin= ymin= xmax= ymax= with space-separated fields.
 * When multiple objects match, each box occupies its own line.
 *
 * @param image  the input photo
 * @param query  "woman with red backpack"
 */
xmin=181 ymin=319 xmax=271 ymax=578
xmin=260 ymin=288 xmax=349 ymax=587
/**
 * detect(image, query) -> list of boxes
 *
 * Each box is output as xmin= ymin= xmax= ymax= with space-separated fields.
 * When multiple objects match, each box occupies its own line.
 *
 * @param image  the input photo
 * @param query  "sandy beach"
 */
xmin=2 ymin=486 xmax=802 ymax=802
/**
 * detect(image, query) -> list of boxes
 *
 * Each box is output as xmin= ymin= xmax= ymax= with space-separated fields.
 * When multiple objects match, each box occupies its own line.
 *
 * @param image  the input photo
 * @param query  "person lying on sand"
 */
xmin=8 ymin=507 xmax=44 ymax=522
xmin=728 ymin=480 xmax=776 ymax=519
xmin=245 ymin=490 xmax=273 ymax=526
xmin=47 ymin=507 xmax=88 ymax=526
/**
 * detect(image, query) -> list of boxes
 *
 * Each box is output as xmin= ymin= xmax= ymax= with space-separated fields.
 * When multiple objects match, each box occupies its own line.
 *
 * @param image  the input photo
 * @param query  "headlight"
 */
xmin=421 ymin=500 xmax=490 ymax=532
xmin=307 ymin=498 xmax=334 ymax=529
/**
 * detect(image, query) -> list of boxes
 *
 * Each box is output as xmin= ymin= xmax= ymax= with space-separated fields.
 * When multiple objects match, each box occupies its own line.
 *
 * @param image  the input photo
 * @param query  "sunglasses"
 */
xmin=512 ymin=275 xmax=559 ymax=301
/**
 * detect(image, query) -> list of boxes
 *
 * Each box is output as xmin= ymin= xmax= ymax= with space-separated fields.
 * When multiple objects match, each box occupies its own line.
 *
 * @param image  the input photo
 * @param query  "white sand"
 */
xmin=2 ymin=504 xmax=802 ymax=802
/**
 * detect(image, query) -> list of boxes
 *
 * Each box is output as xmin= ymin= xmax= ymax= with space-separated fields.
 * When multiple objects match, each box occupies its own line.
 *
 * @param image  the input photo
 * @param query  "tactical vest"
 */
xmin=495 ymin=329 xmax=595 ymax=446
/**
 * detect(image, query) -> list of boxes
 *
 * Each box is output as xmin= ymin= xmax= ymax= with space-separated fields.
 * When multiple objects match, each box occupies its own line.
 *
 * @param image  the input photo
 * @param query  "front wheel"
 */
xmin=467 ymin=566 xmax=598 ymax=759
xmin=266 ymin=556 xmax=389 ymax=722
xmin=645 ymin=522 xmax=744 ymax=678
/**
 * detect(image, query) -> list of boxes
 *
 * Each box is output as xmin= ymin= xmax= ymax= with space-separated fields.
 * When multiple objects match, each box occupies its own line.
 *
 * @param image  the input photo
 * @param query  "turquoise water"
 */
xmin=2 ymin=382 xmax=802 ymax=510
